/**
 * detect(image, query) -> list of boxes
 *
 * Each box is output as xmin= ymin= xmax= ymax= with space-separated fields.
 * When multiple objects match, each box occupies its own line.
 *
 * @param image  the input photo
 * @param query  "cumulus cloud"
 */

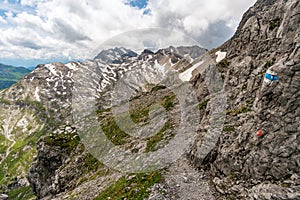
xmin=147 ymin=0 xmax=256 ymax=48
xmin=0 ymin=0 xmax=256 ymax=67
xmin=96 ymin=28 xmax=199 ymax=55
xmin=0 ymin=15 xmax=6 ymax=23
xmin=0 ymin=1 xmax=21 ymax=13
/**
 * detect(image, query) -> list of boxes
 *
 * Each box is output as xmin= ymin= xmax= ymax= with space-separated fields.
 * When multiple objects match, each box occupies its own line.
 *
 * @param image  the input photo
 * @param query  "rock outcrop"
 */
xmin=189 ymin=0 xmax=300 ymax=199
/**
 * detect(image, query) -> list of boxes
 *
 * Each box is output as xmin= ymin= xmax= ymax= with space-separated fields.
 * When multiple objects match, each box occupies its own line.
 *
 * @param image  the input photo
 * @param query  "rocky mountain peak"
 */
xmin=223 ymin=0 xmax=299 ymax=60
xmin=94 ymin=47 xmax=138 ymax=64
xmin=166 ymin=45 xmax=207 ymax=59
xmin=141 ymin=49 xmax=155 ymax=55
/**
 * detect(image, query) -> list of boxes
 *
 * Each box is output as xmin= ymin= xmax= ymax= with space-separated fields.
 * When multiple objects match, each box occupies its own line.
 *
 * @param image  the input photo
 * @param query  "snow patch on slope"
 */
xmin=215 ymin=51 xmax=227 ymax=63
xmin=35 ymin=87 xmax=41 ymax=102
xmin=46 ymin=64 xmax=59 ymax=76
xmin=179 ymin=61 xmax=204 ymax=82
xmin=17 ymin=118 xmax=28 ymax=127
xmin=65 ymin=63 xmax=78 ymax=71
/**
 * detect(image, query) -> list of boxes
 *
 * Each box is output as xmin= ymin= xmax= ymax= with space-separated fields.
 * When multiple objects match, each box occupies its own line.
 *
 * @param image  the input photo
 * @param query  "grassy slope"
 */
xmin=0 ymin=63 xmax=31 ymax=89
xmin=94 ymin=85 xmax=178 ymax=199
xmin=0 ymin=98 xmax=45 ymax=200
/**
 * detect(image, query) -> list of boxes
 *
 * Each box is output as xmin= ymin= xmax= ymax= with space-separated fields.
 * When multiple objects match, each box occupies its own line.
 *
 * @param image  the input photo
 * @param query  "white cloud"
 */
xmin=0 ymin=1 xmax=19 ymax=13
xmin=96 ymin=28 xmax=199 ymax=55
xmin=0 ymin=0 xmax=256 ymax=67
xmin=147 ymin=0 xmax=256 ymax=47
xmin=0 ymin=15 xmax=6 ymax=24
xmin=20 ymin=0 xmax=46 ymax=7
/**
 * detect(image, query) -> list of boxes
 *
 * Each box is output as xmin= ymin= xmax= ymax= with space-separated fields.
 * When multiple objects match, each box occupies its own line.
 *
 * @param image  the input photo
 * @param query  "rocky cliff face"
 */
xmin=189 ymin=0 xmax=300 ymax=198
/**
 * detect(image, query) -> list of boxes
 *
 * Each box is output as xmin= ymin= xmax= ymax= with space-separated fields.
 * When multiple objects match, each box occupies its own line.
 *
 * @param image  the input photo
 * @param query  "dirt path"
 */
xmin=148 ymin=156 xmax=217 ymax=200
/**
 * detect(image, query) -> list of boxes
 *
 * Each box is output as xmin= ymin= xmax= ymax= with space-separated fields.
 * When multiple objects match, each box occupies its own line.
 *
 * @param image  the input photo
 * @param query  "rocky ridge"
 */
xmin=0 ymin=0 xmax=299 ymax=199
xmin=189 ymin=0 xmax=300 ymax=199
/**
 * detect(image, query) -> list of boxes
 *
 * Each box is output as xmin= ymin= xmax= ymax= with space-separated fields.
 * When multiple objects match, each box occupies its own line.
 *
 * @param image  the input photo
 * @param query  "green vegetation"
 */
xmin=82 ymin=153 xmax=103 ymax=173
xmin=227 ymin=105 xmax=251 ymax=116
xmin=269 ymin=18 xmax=281 ymax=31
xmin=217 ymin=58 xmax=230 ymax=68
xmin=0 ymin=134 xmax=12 ymax=154
xmin=44 ymin=132 xmax=80 ymax=153
xmin=226 ymin=99 xmax=254 ymax=116
xmin=22 ymin=99 xmax=46 ymax=113
xmin=150 ymin=84 xmax=166 ymax=92
xmin=198 ymin=99 xmax=209 ymax=110
xmin=223 ymin=125 xmax=235 ymax=132
xmin=96 ymin=107 xmax=112 ymax=115
xmin=99 ymin=111 xmax=130 ymax=145
xmin=145 ymin=121 xmax=173 ymax=152
xmin=8 ymin=186 xmax=35 ymax=200
xmin=0 ymin=98 xmax=48 ymax=198
xmin=246 ymin=99 xmax=254 ymax=107
xmin=130 ymin=107 xmax=150 ymax=124
xmin=98 ymin=86 xmax=177 ymax=147
xmin=242 ymin=83 xmax=247 ymax=90
xmin=0 ymin=63 xmax=31 ymax=90
xmin=0 ymin=80 xmax=17 ymax=90
xmin=264 ymin=58 xmax=276 ymax=68
xmin=76 ymin=150 xmax=111 ymax=186
xmin=15 ymin=98 xmax=45 ymax=115
xmin=161 ymin=95 xmax=176 ymax=111
xmin=281 ymin=182 xmax=292 ymax=188
xmin=99 ymin=103 xmax=175 ymax=148
xmin=0 ymin=130 xmax=43 ymax=194
xmin=0 ymin=93 xmax=67 ymax=197
xmin=0 ymin=98 xmax=11 ymax=105
xmin=95 ymin=171 xmax=163 ymax=200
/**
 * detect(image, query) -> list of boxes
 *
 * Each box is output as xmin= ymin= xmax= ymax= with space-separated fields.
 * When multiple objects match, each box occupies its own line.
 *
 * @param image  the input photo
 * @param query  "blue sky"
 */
xmin=0 ymin=0 xmax=33 ymax=15
xmin=0 ymin=0 xmax=256 ymax=68
xmin=128 ymin=0 xmax=148 ymax=9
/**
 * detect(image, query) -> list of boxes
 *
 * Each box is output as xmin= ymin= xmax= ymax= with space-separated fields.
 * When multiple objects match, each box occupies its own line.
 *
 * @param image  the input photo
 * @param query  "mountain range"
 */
xmin=0 ymin=0 xmax=299 ymax=199
xmin=0 ymin=64 xmax=31 ymax=90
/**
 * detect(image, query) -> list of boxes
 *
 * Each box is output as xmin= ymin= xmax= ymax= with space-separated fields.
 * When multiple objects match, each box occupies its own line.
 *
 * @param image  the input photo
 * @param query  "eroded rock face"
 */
xmin=190 ymin=0 xmax=300 ymax=198
xmin=248 ymin=183 xmax=300 ymax=200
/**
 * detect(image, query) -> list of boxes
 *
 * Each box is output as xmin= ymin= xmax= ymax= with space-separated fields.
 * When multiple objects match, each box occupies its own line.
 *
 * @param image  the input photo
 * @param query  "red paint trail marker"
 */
xmin=257 ymin=130 xmax=263 ymax=137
